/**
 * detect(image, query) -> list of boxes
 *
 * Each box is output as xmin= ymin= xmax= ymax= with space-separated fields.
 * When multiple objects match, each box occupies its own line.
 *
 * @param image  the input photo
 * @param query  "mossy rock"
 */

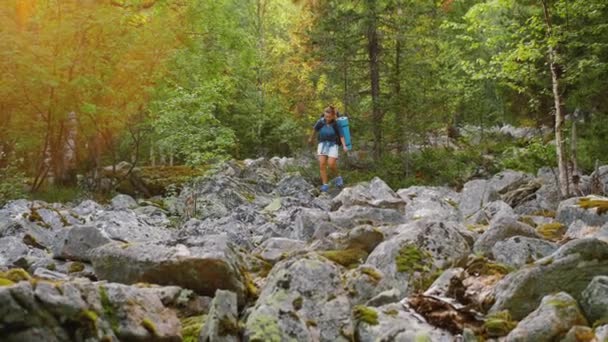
xmin=483 ymin=311 xmax=517 ymax=337
xmin=395 ymin=244 xmax=432 ymax=274
xmin=360 ymin=267 xmax=383 ymax=284
xmin=68 ymin=262 xmax=86 ymax=273
xmin=0 ymin=268 xmax=32 ymax=282
xmin=138 ymin=166 xmax=206 ymax=196
xmin=537 ymin=222 xmax=566 ymax=241
xmin=353 ymin=305 xmax=379 ymax=326
xmin=0 ymin=278 xmax=15 ymax=287
xmin=578 ymin=197 xmax=608 ymax=215
xmin=141 ymin=317 xmax=158 ymax=336
xmin=319 ymin=248 xmax=368 ymax=268
xmin=181 ymin=315 xmax=206 ymax=342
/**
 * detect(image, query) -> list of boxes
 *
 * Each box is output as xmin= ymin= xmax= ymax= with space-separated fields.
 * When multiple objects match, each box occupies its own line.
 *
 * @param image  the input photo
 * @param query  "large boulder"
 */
xmin=505 ymin=292 xmax=587 ymax=342
xmin=52 ymin=225 xmax=112 ymax=262
xmin=331 ymin=177 xmax=405 ymax=211
xmin=590 ymin=165 xmax=608 ymax=194
xmin=110 ymin=194 xmax=139 ymax=210
xmin=565 ymin=220 xmax=608 ymax=241
xmin=397 ymin=186 xmax=462 ymax=222
xmin=244 ymin=255 xmax=353 ymax=342
xmin=199 ymin=290 xmax=239 ymax=342
xmin=355 ymin=303 xmax=453 ymax=342
xmin=366 ymin=220 xmax=471 ymax=296
xmin=580 ymin=276 xmax=608 ymax=324
xmin=0 ymin=278 xmax=181 ymax=341
xmin=329 ymin=206 xmax=407 ymax=229
xmin=90 ymin=235 xmax=248 ymax=304
xmin=253 ymin=238 xmax=306 ymax=264
xmin=273 ymin=174 xmax=315 ymax=203
xmin=473 ymin=215 xmax=540 ymax=256
xmin=87 ymin=210 xmax=172 ymax=243
xmin=489 ymin=170 xmax=533 ymax=195
xmin=293 ymin=208 xmax=330 ymax=241
xmin=459 ymin=179 xmax=499 ymax=219
xmin=557 ymin=196 xmax=608 ymax=227
xmin=491 ymin=236 xmax=557 ymax=268
xmin=490 ymin=238 xmax=608 ymax=320
xmin=467 ymin=200 xmax=514 ymax=225
xmin=0 ymin=237 xmax=30 ymax=267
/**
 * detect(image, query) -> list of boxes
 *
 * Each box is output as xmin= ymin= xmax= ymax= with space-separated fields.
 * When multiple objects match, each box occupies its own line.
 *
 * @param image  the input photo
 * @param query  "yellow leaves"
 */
xmin=15 ymin=0 xmax=36 ymax=28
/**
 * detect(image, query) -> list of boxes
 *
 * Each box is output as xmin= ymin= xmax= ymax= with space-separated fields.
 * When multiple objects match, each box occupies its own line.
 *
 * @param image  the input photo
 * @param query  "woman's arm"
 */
xmin=340 ymin=136 xmax=348 ymax=151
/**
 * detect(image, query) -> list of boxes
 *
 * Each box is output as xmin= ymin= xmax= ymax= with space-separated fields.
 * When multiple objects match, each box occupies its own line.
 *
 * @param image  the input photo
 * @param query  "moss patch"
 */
xmin=518 ymin=216 xmax=537 ymax=227
xmin=353 ymin=305 xmax=379 ymax=326
xmin=80 ymin=309 xmax=99 ymax=330
xmin=484 ymin=311 xmax=517 ymax=337
xmin=141 ymin=317 xmax=158 ymax=336
xmin=360 ymin=267 xmax=383 ymax=284
xmin=218 ymin=317 xmax=240 ymax=336
xmin=383 ymin=308 xmax=399 ymax=317
xmin=292 ymin=297 xmax=303 ymax=311
xmin=579 ymin=197 xmax=608 ymax=215
xmin=181 ymin=315 xmax=206 ymax=342
xmin=68 ymin=262 xmax=85 ymax=273
xmin=395 ymin=244 xmax=432 ymax=274
xmin=537 ymin=222 xmax=566 ymax=241
xmin=247 ymin=314 xmax=281 ymax=342
xmin=0 ymin=278 xmax=15 ymax=287
xmin=320 ymin=248 xmax=368 ymax=268
xmin=531 ymin=210 xmax=556 ymax=218
xmin=0 ymin=268 xmax=32 ymax=282
xmin=99 ymin=286 xmax=119 ymax=334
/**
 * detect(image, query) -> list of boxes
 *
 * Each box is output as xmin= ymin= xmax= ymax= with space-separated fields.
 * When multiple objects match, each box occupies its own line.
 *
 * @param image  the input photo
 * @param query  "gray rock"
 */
xmin=490 ymin=238 xmax=608 ymax=320
xmin=590 ymin=165 xmax=608 ymax=194
xmin=294 ymin=208 xmax=330 ymax=241
xmin=72 ymin=199 xmax=104 ymax=217
xmin=580 ymin=276 xmax=608 ymax=324
xmin=505 ymin=292 xmax=587 ymax=342
xmin=366 ymin=220 xmax=471 ymax=296
xmin=489 ymin=170 xmax=533 ymax=194
xmin=397 ymin=186 xmax=462 ymax=223
xmin=355 ymin=303 xmax=453 ymax=342
xmin=467 ymin=200 xmax=514 ymax=225
xmin=424 ymin=268 xmax=465 ymax=298
xmin=199 ymin=290 xmax=239 ymax=342
xmin=566 ymin=219 xmax=608 ymax=241
xmin=88 ymin=210 xmax=172 ymax=243
xmin=329 ymin=205 xmax=407 ymax=229
xmin=595 ymin=325 xmax=608 ymax=341
xmin=560 ymin=326 xmax=595 ymax=342
xmin=473 ymin=215 xmax=540 ymax=256
xmin=492 ymin=236 xmax=557 ymax=268
xmin=459 ymin=179 xmax=499 ymax=218
xmin=253 ymin=238 xmax=306 ymax=264
xmin=331 ymin=177 xmax=405 ymax=211
xmin=244 ymin=255 xmax=352 ymax=342
xmin=110 ymin=194 xmax=139 ymax=210
xmin=274 ymin=174 xmax=315 ymax=202
xmin=365 ymin=288 xmax=402 ymax=307
xmin=557 ymin=196 xmax=608 ymax=227
xmin=52 ymin=225 xmax=112 ymax=261
xmin=344 ymin=265 xmax=390 ymax=305
xmin=91 ymin=235 xmax=247 ymax=304
xmin=0 ymin=236 xmax=29 ymax=267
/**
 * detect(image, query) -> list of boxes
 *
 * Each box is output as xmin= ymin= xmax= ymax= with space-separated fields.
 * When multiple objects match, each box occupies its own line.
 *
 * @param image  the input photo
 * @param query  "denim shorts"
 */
xmin=317 ymin=141 xmax=339 ymax=159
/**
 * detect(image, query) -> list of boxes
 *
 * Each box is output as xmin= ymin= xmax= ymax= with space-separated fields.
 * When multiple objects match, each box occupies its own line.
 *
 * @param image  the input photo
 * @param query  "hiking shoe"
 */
xmin=334 ymin=176 xmax=344 ymax=188
xmin=320 ymin=184 xmax=329 ymax=193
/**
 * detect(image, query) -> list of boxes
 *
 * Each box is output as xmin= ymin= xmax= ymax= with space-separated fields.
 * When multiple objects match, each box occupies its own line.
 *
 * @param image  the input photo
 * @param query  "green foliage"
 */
xmin=0 ymin=157 xmax=26 ymax=207
xmin=181 ymin=315 xmax=206 ymax=342
xmin=499 ymin=137 xmax=556 ymax=174
xmin=484 ymin=311 xmax=517 ymax=337
xmin=319 ymin=249 xmax=368 ymax=269
xmin=395 ymin=244 xmax=432 ymax=274
xmin=353 ymin=305 xmax=379 ymax=326
xmin=29 ymin=185 xmax=84 ymax=204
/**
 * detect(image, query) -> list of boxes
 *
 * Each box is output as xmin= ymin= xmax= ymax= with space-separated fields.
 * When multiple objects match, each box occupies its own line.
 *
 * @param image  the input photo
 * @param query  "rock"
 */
xmin=253 ymin=238 xmax=306 ymax=264
xmin=397 ymin=186 xmax=462 ymax=222
xmin=473 ymin=215 xmax=540 ymax=256
xmin=595 ymin=325 xmax=608 ymax=341
xmin=459 ymin=179 xmax=499 ymax=218
xmin=557 ymin=196 xmax=608 ymax=227
xmin=489 ymin=170 xmax=533 ymax=194
xmin=91 ymin=235 xmax=247 ymax=304
xmin=0 ymin=237 xmax=29 ymax=267
xmin=590 ymin=165 xmax=608 ymax=194
xmin=331 ymin=177 xmax=405 ymax=211
xmin=274 ymin=174 xmax=315 ymax=202
xmin=566 ymin=220 xmax=608 ymax=241
xmin=52 ymin=225 xmax=112 ymax=262
xmin=344 ymin=265 xmax=390 ymax=305
xmin=560 ymin=325 xmax=596 ymax=342
xmin=111 ymin=194 xmax=139 ymax=210
xmin=199 ymin=289 xmax=239 ymax=342
xmin=492 ymin=236 xmax=557 ymax=268
xmin=355 ymin=303 xmax=453 ymax=342
xmin=424 ymin=268 xmax=466 ymax=298
xmin=366 ymin=220 xmax=471 ymax=296
xmin=467 ymin=200 xmax=514 ymax=225
xmin=32 ymin=268 xmax=69 ymax=281
xmin=88 ymin=210 xmax=172 ymax=243
xmin=72 ymin=199 xmax=104 ymax=217
xmin=0 ymin=279 xmax=181 ymax=341
xmin=294 ymin=208 xmax=330 ymax=241
xmin=365 ymin=288 xmax=402 ymax=307
xmin=329 ymin=205 xmax=407 ymax=229
xmin=244 ymin=255 xmax=352 ymax=342
xmin=505 ymin=292 xmax=587 ymax=342
xmin=133 ymin=206 xmax=171 ymax=227
xmin=580 ymin=276 xmax=608 ymax=324
xmin=490 ymin=238 xmax=608 ymax=320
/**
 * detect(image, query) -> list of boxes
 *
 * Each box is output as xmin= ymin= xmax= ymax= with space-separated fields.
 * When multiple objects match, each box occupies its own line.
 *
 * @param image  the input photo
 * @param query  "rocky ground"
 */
xmin=1 ymin=157 xmax=608 ymax=342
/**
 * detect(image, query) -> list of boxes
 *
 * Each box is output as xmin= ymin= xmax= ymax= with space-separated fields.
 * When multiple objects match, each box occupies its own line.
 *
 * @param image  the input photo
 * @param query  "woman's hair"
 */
xmin=324 ymin=105 xmax=336 ymax=117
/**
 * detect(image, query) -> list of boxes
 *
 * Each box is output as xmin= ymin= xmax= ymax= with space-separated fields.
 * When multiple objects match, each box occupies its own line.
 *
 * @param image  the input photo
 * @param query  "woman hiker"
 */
xmin=308 ymin=105 xmax=348 ymax=193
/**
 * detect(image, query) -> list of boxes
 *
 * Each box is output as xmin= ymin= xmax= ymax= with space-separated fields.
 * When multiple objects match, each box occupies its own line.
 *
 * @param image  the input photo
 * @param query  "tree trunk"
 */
xmin=541 ymin=0 xmax=569 ymax=198
xmin=366 ymin=0 xmax=382 ymax=160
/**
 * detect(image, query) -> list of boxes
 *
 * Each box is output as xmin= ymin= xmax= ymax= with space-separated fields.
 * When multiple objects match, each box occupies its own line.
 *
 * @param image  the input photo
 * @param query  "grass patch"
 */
xmin=319 ymin=248 xmax=368 ymax=268
xmin=484 ymin=311 xmax=517 ymax=337
xmin=537 ymin=222 xmax=566 ymax=241
xmin=181 ymin=315 xmax=206 ymax=342
xmin=395 ymin=244 xmax=432 ymax=274
xmin=353 ymin=305 xmax=379 ymax=325
xmin=29 ymin=185 xmax=84 ymax=204
xmin=579 ymin=197 xmax=608 ymax=215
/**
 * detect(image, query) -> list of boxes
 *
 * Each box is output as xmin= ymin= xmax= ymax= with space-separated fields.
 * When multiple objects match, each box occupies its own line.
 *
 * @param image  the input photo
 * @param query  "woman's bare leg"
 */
xmin=318 ymin=155 xmax=329 ymax=184
xmin=328 ymin=157 xmax=338 ymax=180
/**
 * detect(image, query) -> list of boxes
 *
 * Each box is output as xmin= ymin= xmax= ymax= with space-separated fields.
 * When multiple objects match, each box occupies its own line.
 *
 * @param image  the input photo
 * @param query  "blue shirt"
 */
xmin=314 ymin=118 xmax=343 ymax=143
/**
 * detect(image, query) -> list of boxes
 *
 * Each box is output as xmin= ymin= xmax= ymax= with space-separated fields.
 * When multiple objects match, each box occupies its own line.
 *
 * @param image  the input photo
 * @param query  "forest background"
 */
xmin=1 ymin=0 xmax=607 ymax=203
